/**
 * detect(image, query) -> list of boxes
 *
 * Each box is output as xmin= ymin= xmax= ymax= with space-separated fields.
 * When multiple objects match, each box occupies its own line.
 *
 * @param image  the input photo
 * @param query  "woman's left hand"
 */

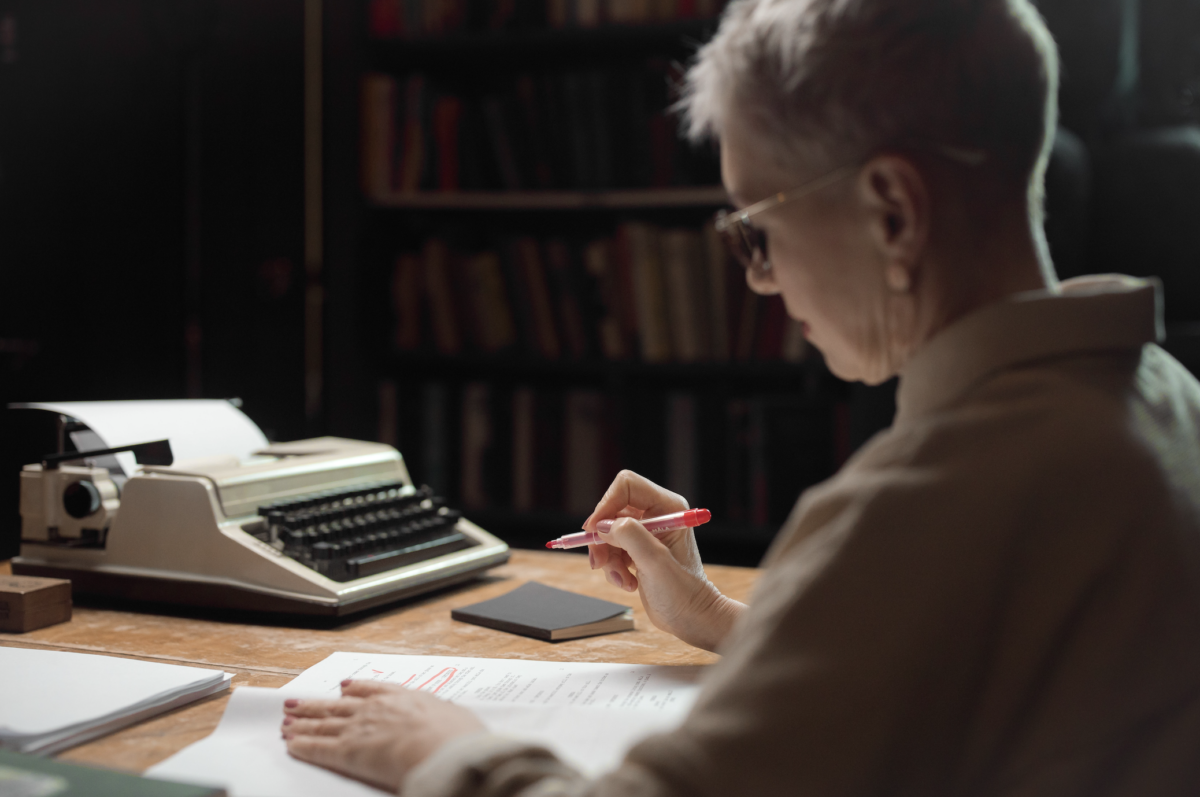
xmin=282 ymin=680 xmax=485 ymax=792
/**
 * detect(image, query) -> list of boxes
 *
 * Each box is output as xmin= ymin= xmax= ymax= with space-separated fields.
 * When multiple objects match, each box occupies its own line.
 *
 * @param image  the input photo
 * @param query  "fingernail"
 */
xmin=284 ymin=699 xmax=300 ymax=708
xmin=283 ymin=717 xmax=293 ymax=726
xmin=607 ymin=570 xmax=622 ymax=588
xmin=283 ymin=733 xmax=293 ymax=740
xmin=340 ymin=679 xmax=352 ymax=687
xmin=588 ymin=550 xmax=595 ymax=570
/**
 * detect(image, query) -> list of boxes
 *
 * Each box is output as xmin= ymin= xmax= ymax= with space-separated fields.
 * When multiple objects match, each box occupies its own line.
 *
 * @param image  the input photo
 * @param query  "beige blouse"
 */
xmin=406 ymin=276 xmax=1200 ymax=796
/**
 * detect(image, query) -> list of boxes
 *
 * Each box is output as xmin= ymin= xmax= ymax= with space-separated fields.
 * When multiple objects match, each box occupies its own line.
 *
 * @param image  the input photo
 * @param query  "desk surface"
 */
xmin=0 ymin=550 xmax=759 ymax=774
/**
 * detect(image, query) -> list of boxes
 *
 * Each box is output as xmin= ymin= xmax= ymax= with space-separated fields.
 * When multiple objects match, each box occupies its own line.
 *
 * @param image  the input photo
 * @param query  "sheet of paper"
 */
xmin=11 ymin=400 xmax=268 ymax=476
xmin=149 ymin=654 xmax=707 ymax=796
xmin=149 ymin=688 xmax=390 ymax=797
xmin=0 ymin=648 xmax=230 ymax=752
xmin=30 ymin=673 xmax=232 ymax=756
xmin=284 ymin=652 xmax=703 ymax=714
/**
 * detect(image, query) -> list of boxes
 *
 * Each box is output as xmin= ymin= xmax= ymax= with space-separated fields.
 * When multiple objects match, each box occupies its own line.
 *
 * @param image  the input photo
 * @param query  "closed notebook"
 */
xmin=452 ymin=581 xmax=634 ymax=641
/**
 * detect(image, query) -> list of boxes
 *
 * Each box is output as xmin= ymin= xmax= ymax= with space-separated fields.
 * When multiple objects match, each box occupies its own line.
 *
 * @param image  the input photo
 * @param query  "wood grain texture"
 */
xmin=0 ymin=551 xmax=760 ymax=772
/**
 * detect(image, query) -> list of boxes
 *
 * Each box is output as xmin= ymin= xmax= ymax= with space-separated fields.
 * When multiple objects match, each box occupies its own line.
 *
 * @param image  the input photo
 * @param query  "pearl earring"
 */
xmin=886 ymin=265 xmax=911 ymax=293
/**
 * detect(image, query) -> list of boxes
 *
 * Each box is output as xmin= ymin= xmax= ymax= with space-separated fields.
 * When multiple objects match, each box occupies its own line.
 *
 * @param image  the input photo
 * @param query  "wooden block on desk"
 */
xmin=0 ymin=574 xmax=72 ymax=633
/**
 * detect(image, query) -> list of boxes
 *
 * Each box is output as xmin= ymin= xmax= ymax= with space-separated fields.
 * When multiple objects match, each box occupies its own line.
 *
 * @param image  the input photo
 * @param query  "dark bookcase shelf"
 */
xmin=369 ymin=186 xmax=728 ymax=211
xmin=324 ymin=0 xmax=845 ymax=567
xmin=386 ymin=351 xmax=833 ymax=390
xmin=365 ymin=20 xmax=720 ymax=70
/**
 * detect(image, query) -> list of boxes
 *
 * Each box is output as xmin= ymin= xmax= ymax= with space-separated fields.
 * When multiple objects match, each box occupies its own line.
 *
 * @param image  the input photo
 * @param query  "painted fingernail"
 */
xmin=340 ymin=679 xmax=352 ymax=687
xmin=283 ymin=717 xmax=293 ymax=726
xmin=607 ymin=570 xmax=622 ymax=588
xmin=588 ymin=550 xmax=596 ymax=570
xmin=283 ymin=733 xmax=293 ymax=740
xmin=284 ymin=699 xmax=300 ymax=708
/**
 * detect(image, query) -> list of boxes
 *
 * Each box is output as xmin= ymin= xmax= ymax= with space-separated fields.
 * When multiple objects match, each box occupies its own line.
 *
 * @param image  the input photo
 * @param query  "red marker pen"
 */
xmin=545 ymin=508 xmax=712 ymax=550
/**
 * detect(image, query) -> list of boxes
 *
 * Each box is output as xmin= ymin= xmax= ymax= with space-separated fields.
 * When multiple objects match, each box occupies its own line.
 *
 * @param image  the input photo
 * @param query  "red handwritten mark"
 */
xmin=417 ymin=667 xmax=456 ymax=694
xmin=371 ymin=669 xmax=383 ymax=674
xmin=400 ymin=674 xmax=415 ymax=687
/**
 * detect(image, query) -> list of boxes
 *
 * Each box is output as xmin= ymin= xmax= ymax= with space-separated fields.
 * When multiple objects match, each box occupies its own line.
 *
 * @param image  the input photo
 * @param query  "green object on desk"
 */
xmin=0 ymin=750 xmax=225 ymax=797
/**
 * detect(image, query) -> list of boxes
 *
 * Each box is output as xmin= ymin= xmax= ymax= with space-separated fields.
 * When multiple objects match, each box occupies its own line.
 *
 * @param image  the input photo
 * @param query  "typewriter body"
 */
xmin=13 ymin=437 xmax=510 ymax=616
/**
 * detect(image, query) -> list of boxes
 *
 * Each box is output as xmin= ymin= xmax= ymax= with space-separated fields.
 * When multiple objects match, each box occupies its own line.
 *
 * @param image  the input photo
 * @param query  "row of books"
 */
xmin=368 ymin=0 xmax=727 ymax=38
xmin=361 ymin=68 xmax=719 ymax=195
xmin=378 ymin=380 xmax=838 ymax=528
xmin=389 ymin=222 xmax=810 ymax=364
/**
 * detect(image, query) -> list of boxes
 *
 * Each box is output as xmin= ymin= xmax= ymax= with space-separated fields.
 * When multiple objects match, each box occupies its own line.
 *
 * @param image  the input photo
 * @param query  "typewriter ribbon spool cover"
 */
xmin=10 ymin=401 xmax=509 ymax=616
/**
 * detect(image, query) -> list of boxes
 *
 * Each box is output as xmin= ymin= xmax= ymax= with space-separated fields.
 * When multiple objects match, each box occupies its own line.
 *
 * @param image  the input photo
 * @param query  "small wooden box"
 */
xmin=0 ymin=575 xmax=72 ymax=633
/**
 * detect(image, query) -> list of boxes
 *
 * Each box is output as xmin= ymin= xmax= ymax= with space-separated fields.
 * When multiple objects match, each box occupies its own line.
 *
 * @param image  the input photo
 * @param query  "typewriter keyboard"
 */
xmin=255 ymin=482 xmax=476 ymax=582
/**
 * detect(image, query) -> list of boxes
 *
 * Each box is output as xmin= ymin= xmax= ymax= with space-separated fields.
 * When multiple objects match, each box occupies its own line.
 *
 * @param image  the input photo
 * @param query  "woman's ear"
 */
xmin=859 ymin=155 xmax=930 ymax=291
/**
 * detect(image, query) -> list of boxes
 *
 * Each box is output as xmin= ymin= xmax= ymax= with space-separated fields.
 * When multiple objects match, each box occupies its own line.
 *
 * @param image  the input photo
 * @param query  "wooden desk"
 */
xmin=0 ymin=551 xmax=759 ymax=774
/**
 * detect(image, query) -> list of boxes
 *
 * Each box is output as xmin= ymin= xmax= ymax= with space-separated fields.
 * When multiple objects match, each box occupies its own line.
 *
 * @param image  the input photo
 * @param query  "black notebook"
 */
xmin=451 ymin=581 xmax=634 ymax=641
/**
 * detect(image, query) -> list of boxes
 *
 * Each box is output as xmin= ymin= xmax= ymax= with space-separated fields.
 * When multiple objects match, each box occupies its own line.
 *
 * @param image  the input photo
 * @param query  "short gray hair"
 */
xmin=682 ymin=0 xmax=1059 ymax=203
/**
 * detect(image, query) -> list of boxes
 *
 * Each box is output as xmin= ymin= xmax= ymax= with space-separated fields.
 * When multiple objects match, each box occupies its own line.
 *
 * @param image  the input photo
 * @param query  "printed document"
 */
xmin=149 ymin=652 xmax=707 ymax=797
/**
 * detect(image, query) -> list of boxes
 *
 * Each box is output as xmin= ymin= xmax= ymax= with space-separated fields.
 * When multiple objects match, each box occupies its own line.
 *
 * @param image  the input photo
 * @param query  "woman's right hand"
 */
xmin=585 ymin=471 xmax=745 ymax=652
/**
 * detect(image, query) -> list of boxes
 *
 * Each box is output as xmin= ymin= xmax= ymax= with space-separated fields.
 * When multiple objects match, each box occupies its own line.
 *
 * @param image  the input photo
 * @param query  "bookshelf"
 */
xmin=321 ymin=1 xmax=853 ymax=565
xmin=370 ymin=186 xmax=728 ymax=210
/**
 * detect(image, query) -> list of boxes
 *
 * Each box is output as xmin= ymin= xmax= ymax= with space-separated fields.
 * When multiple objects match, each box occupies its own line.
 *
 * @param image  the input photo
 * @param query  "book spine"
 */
xmin=725 ymin=398 xmax=749 ymax=522
xmin=560 ymin=73 xmax=593 ymax=189
xmin=781 ymin=317 xmax=809 ymax=362
xmin=534 ymin=388 xmax=565 ymax=509
xmin=619 ymin=222 xmax=671 ymax=363
xmin=398 ymin=75 xmax=428 ymax=192
xmin=361 ymin=74 xmax=396 ymax=200
xmin=514 ymin=237 xmax=562 ymax=359
xmin=422 ymin=239 xmax=462 ymax=355
xmin=583 ymin=238 xmax=628 ymax=360
xmin=473 ymin=251 xmax=519 ymax=353
xmin=368 ymin=0 xmax=403 ymax=38
xmin=703 ymin=223 xmax=732 ymax=362
xmin=421 ymin=382 xmax=450 ymax=496
xmin=391 ymin=252 xmax=423 ymax=351
xmin=586 ymin=70 xmax=614 ymax=189
xmin=664 ymin=392 xmax=698 ymax=503
xmin=734 ymin=290 xmax=760 ymax=362
xmin=648 ymin=111 xmax=676 ymax=188
xmin=755 ymin=295 xmax=788 ymax=360
xmin=378 ymin=379 xmax=399 ymax=447
xmin=511 ymin=386 xmax=536 ymax=511
xmin=461 ymin=382 xmax=492 ymax=509
xmin=483 ymin=94 xmax=523 ymax=191
xmin=515 ymin=75 xmax=556 ymax=190
xmin=748 ymin=397 xmax=768 ymax=526
xmin=432 ymin=94 xmax=462 ymax=192
xmin=659 ymin=228 xmax=708 ymax=362
xmin=548 ymin=0 xmax=570 ymax=28
xmin=543 ymin=239 xmax=590 ymax=360
xmin=564 ymin=390 xmax=607 ymax=515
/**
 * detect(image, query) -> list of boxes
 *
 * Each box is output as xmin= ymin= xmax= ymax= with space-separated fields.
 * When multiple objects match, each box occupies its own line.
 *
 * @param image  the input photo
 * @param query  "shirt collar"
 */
xmin=895 ymin=275 xmax=1164 ymax=424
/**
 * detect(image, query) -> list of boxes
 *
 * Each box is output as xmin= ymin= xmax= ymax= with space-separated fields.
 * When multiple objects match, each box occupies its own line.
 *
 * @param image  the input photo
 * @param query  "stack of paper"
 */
xmin=149 ymin=652 xmax=706 ymax=796
xmin=0 ymin=647 xmax=232 ymax=755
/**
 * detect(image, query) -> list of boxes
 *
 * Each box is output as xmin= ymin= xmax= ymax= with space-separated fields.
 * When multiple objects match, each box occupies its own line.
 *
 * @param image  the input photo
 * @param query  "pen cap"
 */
xmin=684 ymin=508 xmax=711 ymax=526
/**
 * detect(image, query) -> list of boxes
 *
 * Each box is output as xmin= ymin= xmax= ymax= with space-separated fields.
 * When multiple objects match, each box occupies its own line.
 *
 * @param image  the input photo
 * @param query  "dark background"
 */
xmin=2 ymin=0 xmax=1199 ymax=561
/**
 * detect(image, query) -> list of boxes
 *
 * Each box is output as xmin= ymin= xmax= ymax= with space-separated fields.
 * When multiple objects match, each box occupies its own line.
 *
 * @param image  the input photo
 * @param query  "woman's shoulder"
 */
xmin=768 ymin=345 xmax=1200 ymax=567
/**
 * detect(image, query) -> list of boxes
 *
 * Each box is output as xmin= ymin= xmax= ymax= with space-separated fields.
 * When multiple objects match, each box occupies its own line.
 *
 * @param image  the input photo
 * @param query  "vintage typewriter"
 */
xmin=13 ymin=436 xmax=509 ymax=616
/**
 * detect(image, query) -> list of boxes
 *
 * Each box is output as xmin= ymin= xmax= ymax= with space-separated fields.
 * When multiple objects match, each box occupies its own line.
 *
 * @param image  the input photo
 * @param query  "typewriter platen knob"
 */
xmin=63 ymin=480 xmax=102 ymax=519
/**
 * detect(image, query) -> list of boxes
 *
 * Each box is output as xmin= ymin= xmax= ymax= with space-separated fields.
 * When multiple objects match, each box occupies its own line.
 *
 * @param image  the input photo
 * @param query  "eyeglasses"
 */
xmin=714 ymin=145 xmax=988 ymax=275
xmin=714 ymin=164 xmax=860 ymax=275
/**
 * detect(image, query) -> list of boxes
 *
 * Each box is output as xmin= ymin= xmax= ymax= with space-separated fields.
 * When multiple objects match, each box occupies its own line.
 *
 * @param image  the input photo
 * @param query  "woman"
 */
xmin=282 ymin=0 xmax=1200 ymax=793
